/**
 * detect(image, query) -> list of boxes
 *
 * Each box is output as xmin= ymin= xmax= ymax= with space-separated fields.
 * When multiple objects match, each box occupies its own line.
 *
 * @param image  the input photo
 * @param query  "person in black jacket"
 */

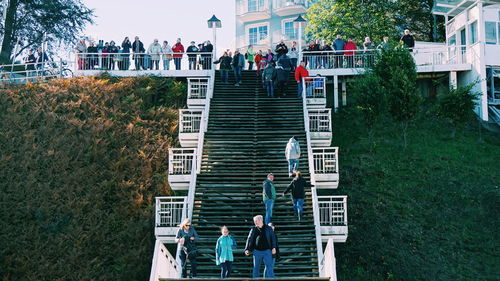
xmin=267 ymin=223 xmax=280 ymax=266
xmin=245 ymin=215 xmax=277 ymax=278
xmin=201 ymin=41 xmax=214 ymax=70
xmin=400 ymin=29 xmax=415 ymax=52
xmin=283 ymin=171 xmax=313 ymax=221
xmin=276 ymin=54 xmax=292 ymax=97
xmin=132 ymin=36 xmax=145 ymax=70
xmin=275 ymin=40 xmax=288 ymax=60
xmin=186 ymin=41 xmax=199 ymax=70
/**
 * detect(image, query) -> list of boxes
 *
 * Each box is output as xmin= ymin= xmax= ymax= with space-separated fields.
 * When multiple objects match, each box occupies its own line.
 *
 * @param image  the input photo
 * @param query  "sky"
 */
xmin=82 ymin=0 xmax=236 ymax=55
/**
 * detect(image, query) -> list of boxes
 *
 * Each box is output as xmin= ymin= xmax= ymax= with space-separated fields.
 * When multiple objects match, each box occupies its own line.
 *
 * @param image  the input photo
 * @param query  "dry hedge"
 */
xmin=0 ymin=76 xmax=184 ymax=280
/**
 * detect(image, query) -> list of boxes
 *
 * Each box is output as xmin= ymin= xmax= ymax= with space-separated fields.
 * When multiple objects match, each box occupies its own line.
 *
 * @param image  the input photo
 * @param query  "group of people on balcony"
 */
xmin=174 ymin=137 xmax=312 ymax=279
xmin=75 ymin=37 xmax=213 ymax=71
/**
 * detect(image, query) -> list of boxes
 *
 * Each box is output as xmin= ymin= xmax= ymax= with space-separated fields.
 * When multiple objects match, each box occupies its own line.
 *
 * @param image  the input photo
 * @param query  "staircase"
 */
xmin=190 ymin=70 xmax=319 ymax=278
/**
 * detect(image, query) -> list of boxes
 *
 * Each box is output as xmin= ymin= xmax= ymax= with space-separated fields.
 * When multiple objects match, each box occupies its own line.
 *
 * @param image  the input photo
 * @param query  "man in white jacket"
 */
xmin=285 ymin=136 xmax=301 ymax=177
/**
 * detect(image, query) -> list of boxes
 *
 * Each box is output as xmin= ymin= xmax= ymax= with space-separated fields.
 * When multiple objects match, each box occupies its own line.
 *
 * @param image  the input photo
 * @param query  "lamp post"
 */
xmin=207 ymin=15 xmax=222 ymax=62
xmin=294 ymin=15 xmax=307 ymax=63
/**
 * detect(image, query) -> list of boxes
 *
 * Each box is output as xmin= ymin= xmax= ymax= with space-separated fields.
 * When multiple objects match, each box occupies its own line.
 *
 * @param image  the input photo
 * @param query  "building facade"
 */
xmin=433 ymin=0 xmax=500 ymax=123
xmin=235 ymin=0 xmax=313 ymax=52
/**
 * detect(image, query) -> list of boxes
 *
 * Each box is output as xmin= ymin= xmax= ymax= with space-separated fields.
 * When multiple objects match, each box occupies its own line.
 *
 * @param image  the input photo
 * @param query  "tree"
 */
xmin=0 ymin=0 xmax=94 ymax=63
xmin=374 ymin=45 xmax=422 ymax=148
xmin=350 ymin=72 xmax=387 ymax=145
xmin=306 ymin=0 xmax=399 ymax=43
xmin=306 ymin=0 xmax=445 ymax=44
xmin=436 ymin=83 xmax=480 ymax=138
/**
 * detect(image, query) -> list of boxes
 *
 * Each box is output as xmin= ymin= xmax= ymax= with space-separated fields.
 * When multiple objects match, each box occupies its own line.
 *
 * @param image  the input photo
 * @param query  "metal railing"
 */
xmin=312 ymin=147 xmax=339 ymax=174
xmin=319 ymin=238 xmax=337 ymax=281
xmin=168 ymin=148 xmax=196 ymax=175
xmin=187 ymin=78 xmax=209 ymax=99
xmin=179 ymin=109 xmax=202 ymax=133
xmin=0 ymin=60 xmax=74 ymax=85
xmin=155 ymin=196 xmax=188 ymax=227
xmin=303 ymin=76 xmax=326 ymax=98
xmin=317 ymin=196 xmax=348 ymax=227
xmin=302 ymin=46 xmax=472 ymax=70
xmin=308 ymin=109 xmax=332 ymax=132
xmin=75 ymin=52 xmax=214 ymax=71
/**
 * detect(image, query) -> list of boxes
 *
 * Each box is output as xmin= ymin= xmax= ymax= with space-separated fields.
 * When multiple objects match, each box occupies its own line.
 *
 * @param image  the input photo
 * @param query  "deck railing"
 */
xmin=155 ymin=196 xmax=188 ymax=227
xmin=312 ymin=147 xmax=338 ymax=174
xmin=317 ymin=195 xmax=348 ymax=227
xmin=0 ymin=60 xmax=74 ymax=85
xmin=303 ymin=76 xmax=327 ymax=98
xmin=187 ymin=78 xmax=209 ymax=99
xmin=75 ymin=52 xmax=214 ymax=71
xmin=149 ymin=240 xmax=181 ymax=281
xmin=308 ymin=109 xmax=332 ymax=132
xmin=179 ymin=109 xmax=202 ymax=133
xmin=168 ymin=148 xmax=196 ymax=175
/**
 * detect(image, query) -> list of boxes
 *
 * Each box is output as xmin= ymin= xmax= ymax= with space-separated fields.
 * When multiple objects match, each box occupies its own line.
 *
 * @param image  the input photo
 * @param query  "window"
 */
xmin=448 ymin=34 xmax=456 ymax=45
xmin=469 ymin=21 xmax=478 ymax=44
xmin=284 ymin=21 xmax=296 ymax=39
xmin=248 ymin=0 xmax=264 ymax=12
xmin=486 ymin=22 xmax=497 ymax=44
xmin=249 ymin=25 xmax=268 ymax=45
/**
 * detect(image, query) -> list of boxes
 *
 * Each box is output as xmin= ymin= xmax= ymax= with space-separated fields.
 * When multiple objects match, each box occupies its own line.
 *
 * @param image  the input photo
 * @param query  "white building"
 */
xmin=433 ymin=0 xmax=500 ymax=123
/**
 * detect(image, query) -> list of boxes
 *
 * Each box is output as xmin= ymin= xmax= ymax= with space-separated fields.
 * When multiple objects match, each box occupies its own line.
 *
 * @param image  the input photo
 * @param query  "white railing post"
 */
xmin=302 ymin=82 xmax=324 ymax=268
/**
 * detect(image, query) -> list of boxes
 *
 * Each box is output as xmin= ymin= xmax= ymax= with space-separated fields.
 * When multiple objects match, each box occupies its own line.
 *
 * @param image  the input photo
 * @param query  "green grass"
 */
xmin=0 ymin=76 xmax=184 ymax=281
xmin=330 ymin=108 xmax=499 ymax=281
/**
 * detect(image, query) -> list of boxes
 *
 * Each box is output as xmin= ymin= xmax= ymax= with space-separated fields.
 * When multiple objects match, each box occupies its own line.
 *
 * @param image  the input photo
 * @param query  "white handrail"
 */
xmin=302 ymin=77 xmax=324 ymax=268
xmin=319 ymin=238 xmax=337 ymax=281
xmin=195 ymin=69 xmax=215 ymax=174
xmin=149 ymin=240 xmax=181 ymax=281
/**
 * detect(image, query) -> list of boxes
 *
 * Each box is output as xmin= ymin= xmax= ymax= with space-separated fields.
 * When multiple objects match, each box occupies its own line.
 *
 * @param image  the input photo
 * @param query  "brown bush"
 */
xmin=0 ymin=76 xmax=184 ymax=280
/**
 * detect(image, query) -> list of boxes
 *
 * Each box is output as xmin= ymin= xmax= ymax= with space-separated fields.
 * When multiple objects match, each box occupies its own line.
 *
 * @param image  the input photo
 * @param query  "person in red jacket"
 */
xmin=294 ymin=61 xmax=309 ymax=98
xmin=172 ymin=38 xmax=185 ymax=70
xmin=344 ymin=38 xmax=358 ymax=68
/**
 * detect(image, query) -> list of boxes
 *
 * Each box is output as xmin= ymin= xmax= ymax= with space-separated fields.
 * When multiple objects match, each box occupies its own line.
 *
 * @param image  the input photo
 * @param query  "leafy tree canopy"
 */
xmin=0 ymin=0 xmax=94 ymax=63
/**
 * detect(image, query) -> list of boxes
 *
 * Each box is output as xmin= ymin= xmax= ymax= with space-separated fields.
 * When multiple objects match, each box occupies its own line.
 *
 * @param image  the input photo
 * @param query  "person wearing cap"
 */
xmin=263 ymin=173 xmax=277 ymax=224
xmin=285 ymin=136 xmax=301 ymax=177
xmin=187 ymin=41 xmax=199 ymax=70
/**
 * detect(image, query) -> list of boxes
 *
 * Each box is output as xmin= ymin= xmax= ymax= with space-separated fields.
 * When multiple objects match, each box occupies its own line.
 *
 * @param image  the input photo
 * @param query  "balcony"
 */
xmin=274 ymin=0 xmax=307 ymax=17
xmin=179 ymin=109 xmax=202 ymax=147
xmin=167 ymin=148 xmax=196 ymax=190
xmin=318 ymin=195 xmax=348 ymax=242
xmin=312 ymin=147 xmax=339 ymax=188
xmin=187 ymin=78 xmax=209 ymax=108
xmin=308 ymin=109 xmax=332 ymax=147
xmin=304 ymin=76 xmax=327 ymax=108
xmin=155 ymin=196 xmax=188 ymax=237
xmin=237 ymin=0 xmax=271 ymax=22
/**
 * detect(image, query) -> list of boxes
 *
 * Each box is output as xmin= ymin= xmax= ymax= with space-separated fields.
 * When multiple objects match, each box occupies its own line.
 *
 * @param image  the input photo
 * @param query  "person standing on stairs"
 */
xmin=283 ymin=171 xmax=313 ymax=221
xmin=216 ymin=226 xmax=237 ymax=279
xmin=214 ymin=51 xmax=232 ymax=84
xmin=246 ymin=45 xmax=255 ymax=70
xmin=295 ymin=61 xmax=310 ymax=98
xmin=276 ymin=54 xmax=292 ymax=97
xmin=285 ymin=136 xmax=301 ymax=177
xmin=262 ymin=62 xmax=277 ymax=97
xmin=232 ymin=49 xmax=245 ymax=86
xmin=175 ymin=218 xmax=199 ymax=278
xmin=263 ymin=173 xmax=277 ymax=224
xmin=267 ymin=223 xmax=280 ymax=270
xmin=245 ymin=215 xmax=277 ymax=278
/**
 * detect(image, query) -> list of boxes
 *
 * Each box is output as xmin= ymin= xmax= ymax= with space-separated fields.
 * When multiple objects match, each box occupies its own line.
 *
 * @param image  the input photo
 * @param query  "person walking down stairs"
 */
xmin=283 ymin=171 xmax=313 ymax=221
xmin=263 ymin=173 xmax=277 ymax=224
xmin=285 ymin=136 xmax=301 ymax=177
xmin=176 ymin=218 xmax=199 ymax=278
xmin=245 ymin=215 xmax=277 ymax=278
xmin=262 ymin=62 xmax=277 ymax=97
xmin=232 ymin=49 xmax=245 ymax=86
xmin=215 ymin=226 xmax=237 ymax=279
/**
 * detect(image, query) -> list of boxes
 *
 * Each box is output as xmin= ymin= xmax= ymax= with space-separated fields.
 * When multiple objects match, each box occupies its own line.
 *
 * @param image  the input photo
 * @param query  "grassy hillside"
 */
xmin=0 ymin=76 xmax=184 ymax=281
xmin=330 ymin=108 xmax=499 ymax=281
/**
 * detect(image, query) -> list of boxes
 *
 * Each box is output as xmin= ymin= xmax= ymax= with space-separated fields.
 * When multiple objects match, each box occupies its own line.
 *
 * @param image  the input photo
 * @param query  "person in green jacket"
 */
xmin=246 ymin=45 xmax=256 ymax=70
xmin=263 ymin=173 xmax=277 ymax=224
xmin=215 ymin=226 xmax=237 ymax=278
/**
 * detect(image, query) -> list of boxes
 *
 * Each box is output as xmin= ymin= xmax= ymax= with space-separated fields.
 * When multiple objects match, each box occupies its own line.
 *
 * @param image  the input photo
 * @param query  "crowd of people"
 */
xmin=175 ymin=136 xmax=312 ymax=279
xmin=75 ymin=36 xmax=214 ymax=71
xmin=21 ymin=47 xmax=50 ymax=73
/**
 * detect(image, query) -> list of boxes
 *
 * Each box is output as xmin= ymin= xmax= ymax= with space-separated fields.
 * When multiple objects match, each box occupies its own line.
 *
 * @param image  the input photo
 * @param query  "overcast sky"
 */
xmin=82 ymin=0 xmax=236 ymax=54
